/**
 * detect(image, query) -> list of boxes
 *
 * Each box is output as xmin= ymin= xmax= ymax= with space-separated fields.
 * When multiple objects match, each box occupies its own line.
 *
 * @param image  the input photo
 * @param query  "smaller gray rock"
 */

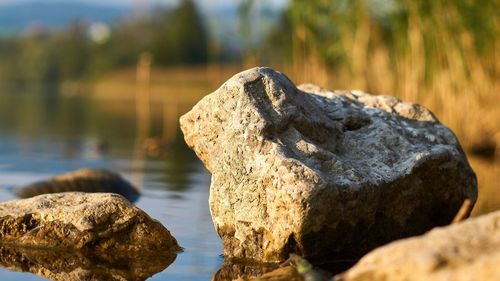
xmin=0 ymin=192 xmax=180 ymax=254
xmin=13 ymin=168 xmax=140 ymax=202
xmin=337 ymin=210 xmax=500 ymax=281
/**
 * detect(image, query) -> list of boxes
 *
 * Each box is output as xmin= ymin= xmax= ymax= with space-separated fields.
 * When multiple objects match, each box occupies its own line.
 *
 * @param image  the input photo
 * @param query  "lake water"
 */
xmin=0 ymin=90 xmax=223 ymax=280
xmin=0 ymin=87 xmax=497 ymax=280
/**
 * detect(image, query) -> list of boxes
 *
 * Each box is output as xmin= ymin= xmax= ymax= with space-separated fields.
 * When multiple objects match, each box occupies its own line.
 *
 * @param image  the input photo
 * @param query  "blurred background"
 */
xmin=0 ymin=0 xmax=498 ymax=280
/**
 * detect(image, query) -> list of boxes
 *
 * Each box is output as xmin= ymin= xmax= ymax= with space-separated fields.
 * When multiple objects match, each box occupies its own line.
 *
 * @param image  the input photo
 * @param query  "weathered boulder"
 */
xmin=180 ymin=67 xmax=477 ymax=262
xmin=0 ymin=243 xmax=176 ymax=281
xmin=338 ymin=210 xmax=500 ymax=281
xmin=13 ymin=168 xmax=140 ymax=202
xmin=0 ymin=192 xmax=180 ymax=254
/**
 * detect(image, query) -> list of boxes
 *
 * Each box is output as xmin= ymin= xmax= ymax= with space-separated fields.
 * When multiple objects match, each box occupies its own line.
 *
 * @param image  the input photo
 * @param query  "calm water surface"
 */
xmin=0 ymin=90 xmax=223 ymax=280
xmin=0 ymin=89 xmax=498 ymax=280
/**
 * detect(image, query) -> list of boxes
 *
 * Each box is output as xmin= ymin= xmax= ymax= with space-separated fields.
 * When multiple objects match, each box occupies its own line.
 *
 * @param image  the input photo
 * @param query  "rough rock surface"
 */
xmin=0 ymin=243 xmax=176 ymax=281
xmin=338 ymin=210 xmax=500 ymax=281
xmin=0 ymin=192 xmax=180 ymax=254
xmin=14 ymin=168 xmax=140 ymax=202
xmin=180 ymin=67 xmax=477 ymax=262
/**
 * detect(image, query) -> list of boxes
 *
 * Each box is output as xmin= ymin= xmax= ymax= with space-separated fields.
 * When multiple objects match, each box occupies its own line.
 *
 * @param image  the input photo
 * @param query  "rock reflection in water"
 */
xmin=212 ymin=260 xmax=279 ymax=281
xmin=213 ymin=256 xmax=357 ymax=280
xmin=0 ymin=244 xmax=176 ymax=281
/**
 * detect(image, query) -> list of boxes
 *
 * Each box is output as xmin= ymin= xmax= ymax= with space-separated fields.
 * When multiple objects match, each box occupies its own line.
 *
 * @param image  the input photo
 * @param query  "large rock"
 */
xmin=338 ymin=210 xmax=500 ymax=281
xmin=180 ymin=67 xmax=477 ymax=262
xmin=13 ymin=168 xmax=140 ymax=202
xmin=0 ymin=192 xmax=180 ymax=254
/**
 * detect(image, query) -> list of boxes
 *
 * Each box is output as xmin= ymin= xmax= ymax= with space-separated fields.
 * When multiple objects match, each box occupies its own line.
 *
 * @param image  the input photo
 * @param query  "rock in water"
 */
xmin=180 ymin=67 xmax=477 ymax=262
xmin=13 ymin=168 xmax=140 ymax=202
xmin=337 ymin=210 xmax=500 ymax=281
xmin=0 ymin=193 xmax=180 ymax=254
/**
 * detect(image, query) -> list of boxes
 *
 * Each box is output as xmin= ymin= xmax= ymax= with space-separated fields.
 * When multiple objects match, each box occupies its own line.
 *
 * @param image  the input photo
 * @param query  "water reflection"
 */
xmin=0 ymin=87 xmax=223 ymax=280
xmin=0 ymin=244 xmax=176 ymax=281
xmin=212 ymin=260 xmax=279 ymax=281
xmin=161 ymin=134 xmax=201 ymax=191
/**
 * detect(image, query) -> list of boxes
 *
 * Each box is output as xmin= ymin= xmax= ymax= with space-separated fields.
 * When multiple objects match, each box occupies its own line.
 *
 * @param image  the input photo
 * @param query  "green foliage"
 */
xmin=0 ymin=0 xmax=208 ymax=87
xmin=237 ymin=0 xmax=255 ymax=57
xmin=152 ymin=0 xmax=208 ymax=65
xmin=264 ymin=0 xmax=498 ymax=77
xmin=57 ymin=21 xmax=91 ymax=79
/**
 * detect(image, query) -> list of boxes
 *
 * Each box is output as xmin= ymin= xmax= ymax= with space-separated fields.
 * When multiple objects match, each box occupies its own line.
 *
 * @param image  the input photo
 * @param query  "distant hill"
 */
xmin=0 ymin=2 xmax=129 ymax=36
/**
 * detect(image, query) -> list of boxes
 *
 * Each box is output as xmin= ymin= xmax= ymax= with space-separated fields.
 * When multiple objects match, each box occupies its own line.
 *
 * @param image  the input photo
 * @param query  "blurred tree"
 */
xmin=237 ymin=0 xmax=255 ymax=63
xmin=152 ymin=0 xmax=208 ymax=65
xmin=0 ymin=0 xmax=210 ymax=86
xmin=88 ymin=18 xmax=154 ymax=76
xmin=0 ymin=39 xmax=25 ymax=86
xmin=57 ymin=20 xmax=90 ymax=80
xmin=9 ymin=32 xmax=61 ymax=87
xmin=0 ymin=20 xmax=90 ymax=87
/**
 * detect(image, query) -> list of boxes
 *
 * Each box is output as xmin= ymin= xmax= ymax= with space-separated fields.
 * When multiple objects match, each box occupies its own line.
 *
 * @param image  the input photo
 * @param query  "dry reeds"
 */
xmin=281 ymin=0 xmax=499 ymax=150
xmin=270 ymin=0 xmax=499 ymax=216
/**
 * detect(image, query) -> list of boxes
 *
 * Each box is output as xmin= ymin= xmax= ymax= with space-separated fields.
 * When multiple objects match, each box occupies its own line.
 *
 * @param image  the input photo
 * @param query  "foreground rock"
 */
xmin=14 ymin=168 xmax=140 ymax=202
xmin=0 ymin=243 xmax=176 ymax=281
xmin=0 ymin=193 xmax=180 ymax=254
xmin=338 ymin=210 xmax=500 ymax=281
xmin=180 ymin=67 xmax=477 ymax=262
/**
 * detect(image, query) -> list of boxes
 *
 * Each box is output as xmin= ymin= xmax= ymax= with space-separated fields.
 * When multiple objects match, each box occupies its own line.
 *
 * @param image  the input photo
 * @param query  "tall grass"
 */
xmin=273 ymin=0 xmax=499 ymax=149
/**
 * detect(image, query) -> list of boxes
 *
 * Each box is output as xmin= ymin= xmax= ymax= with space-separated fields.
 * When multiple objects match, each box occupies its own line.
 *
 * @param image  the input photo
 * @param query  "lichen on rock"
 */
xmin=180 ymin=67 xmax=477 ymax=262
